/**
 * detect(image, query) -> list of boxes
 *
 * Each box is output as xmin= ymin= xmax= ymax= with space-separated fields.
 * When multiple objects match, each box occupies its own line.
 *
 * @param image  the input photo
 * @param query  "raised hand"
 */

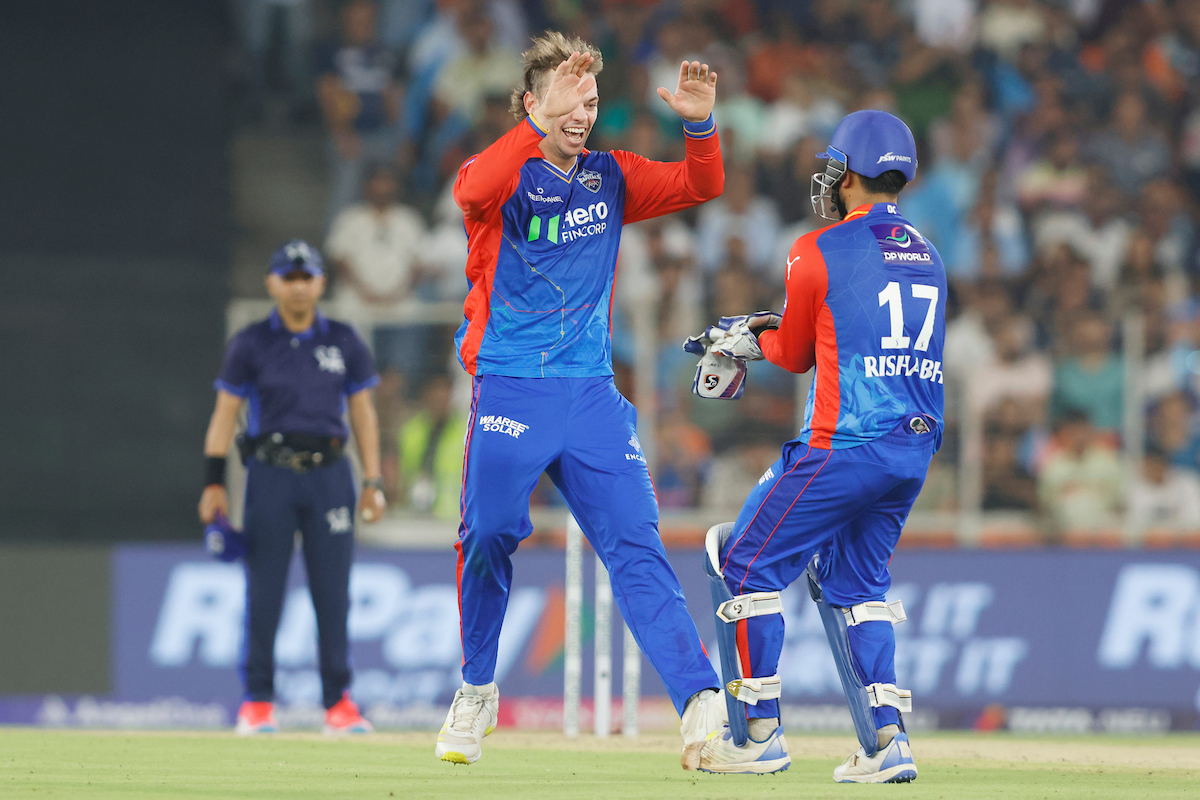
xmin=535 ymin=51 xmax=597 ymax=122
xmin=657 ymin=61 xmax=718 ymax=123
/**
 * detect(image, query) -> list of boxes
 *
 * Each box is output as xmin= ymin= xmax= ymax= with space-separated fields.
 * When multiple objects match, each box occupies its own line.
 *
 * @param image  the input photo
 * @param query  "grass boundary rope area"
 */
xmin=3 ymin=729 xmax=1199 ymax=799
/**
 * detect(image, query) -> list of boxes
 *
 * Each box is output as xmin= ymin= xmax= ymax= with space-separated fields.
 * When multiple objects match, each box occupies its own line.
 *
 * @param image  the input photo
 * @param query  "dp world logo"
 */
xmin=885 ymin=227 xmax=911 ymax=248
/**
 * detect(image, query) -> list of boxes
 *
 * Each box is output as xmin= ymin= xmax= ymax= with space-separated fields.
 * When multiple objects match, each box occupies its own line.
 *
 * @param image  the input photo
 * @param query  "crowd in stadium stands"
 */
xmin=236 ymin=0 xmax=1200 ymax=537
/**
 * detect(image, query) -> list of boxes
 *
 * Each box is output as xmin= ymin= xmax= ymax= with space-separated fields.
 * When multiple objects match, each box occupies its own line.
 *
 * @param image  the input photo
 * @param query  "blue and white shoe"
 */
xmin=832 ymin=732 xmax=918 ymax=783
xmin=697 ymin=725 xmax=791 ymax=774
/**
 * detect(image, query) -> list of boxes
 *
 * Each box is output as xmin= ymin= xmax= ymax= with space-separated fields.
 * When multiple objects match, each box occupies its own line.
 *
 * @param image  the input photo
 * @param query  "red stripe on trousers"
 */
xmin=721 ymin=445 xmax=814 ymax=575
xmin=455 ymin=379 xmax=482 ymax=665
xmin=737 ymin=448 xmax=833 ymax=594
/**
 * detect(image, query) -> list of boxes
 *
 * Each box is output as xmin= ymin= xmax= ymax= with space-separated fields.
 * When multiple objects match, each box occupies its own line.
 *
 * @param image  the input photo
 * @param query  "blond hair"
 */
xmin=509 ymin=31 xmax=603 ymax=120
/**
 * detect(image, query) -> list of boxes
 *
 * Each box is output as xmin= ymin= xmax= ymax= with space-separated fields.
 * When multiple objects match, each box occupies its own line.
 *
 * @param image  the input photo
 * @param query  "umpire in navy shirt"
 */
xmin=198 ymin=240 xmax=384 ymax=735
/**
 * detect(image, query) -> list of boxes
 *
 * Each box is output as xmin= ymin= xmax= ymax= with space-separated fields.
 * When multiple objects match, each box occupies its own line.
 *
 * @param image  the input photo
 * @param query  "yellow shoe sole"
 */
xmin=440 ymin=752 xmax=471 ymax=765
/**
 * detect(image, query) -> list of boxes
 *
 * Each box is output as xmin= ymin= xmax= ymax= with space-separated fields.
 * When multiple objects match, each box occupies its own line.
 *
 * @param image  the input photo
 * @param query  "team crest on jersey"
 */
xmin=314 ymin=346 xmax=346 ymax=374
xmin=870 ymin=223 xmax=931 ymax=264
xmin=577 ymin=168 xmax=602 ymax=192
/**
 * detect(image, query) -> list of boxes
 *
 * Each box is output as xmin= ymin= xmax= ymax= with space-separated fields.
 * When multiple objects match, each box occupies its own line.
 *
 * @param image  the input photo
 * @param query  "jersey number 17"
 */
xmin=878 ymin=281 xmax=939 ymax=352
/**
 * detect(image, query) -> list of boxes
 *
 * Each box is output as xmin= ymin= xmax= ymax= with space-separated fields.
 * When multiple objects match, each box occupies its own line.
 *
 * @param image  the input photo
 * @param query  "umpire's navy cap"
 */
xmin=817 ymin=110 xmax=918 ymax=181
xmin=269 ymin=239 xmax=325 ymax=277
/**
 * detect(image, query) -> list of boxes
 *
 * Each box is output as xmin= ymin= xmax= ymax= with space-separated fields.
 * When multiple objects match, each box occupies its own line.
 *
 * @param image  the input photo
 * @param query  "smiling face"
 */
xmin=527 ymin=80 xmax=599 ymax=169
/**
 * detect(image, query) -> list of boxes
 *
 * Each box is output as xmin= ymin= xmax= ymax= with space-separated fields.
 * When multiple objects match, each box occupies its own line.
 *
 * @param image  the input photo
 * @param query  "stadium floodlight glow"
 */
xmin=811 ymin=145 xmax=848 ymax=221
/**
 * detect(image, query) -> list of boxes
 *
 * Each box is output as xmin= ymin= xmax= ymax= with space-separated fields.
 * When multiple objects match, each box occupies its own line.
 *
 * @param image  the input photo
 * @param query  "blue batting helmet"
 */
xmin=811 ymin=110 xmax=917 ymax=220
xmin=268 ymin=239 xmax=324 ymax=277
xmin=818 ymin=110 xmax=918 ymax=181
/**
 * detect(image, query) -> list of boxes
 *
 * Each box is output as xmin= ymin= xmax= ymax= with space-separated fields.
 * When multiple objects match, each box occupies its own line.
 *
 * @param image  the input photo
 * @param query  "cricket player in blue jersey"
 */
xmin=687 ymin=110 xmax=945 ymax=781
xmin=199 ymin=240 xmax=383 ymax=735
xmin=434 ymin=32 xmax=727 ymax=767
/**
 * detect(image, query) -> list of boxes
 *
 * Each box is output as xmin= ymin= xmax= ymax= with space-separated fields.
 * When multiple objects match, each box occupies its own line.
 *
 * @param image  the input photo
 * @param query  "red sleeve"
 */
xmin=453 ymin=117 xmax=546 ymax=222
xmin=610 ymin=130 xmax=724 ymax=224
xmin=758 ymin=232 xmax=829 ymax=374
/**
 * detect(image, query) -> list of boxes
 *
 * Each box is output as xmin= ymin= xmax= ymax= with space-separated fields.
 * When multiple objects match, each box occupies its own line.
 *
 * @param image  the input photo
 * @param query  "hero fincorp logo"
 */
xmin=527 ymin=201 xmax=609 ymax=245
xmin=877 ymin=151 xmax=913 ymax=164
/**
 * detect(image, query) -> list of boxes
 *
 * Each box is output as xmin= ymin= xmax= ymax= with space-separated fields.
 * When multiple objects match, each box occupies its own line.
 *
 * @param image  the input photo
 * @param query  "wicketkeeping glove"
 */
xmin=683 ymin=327 xmax=747 ymax=400
xmin=205 ymin=511 xmax=248 ymax=562
xmin=711 ymin=311 xmax=782 ymax=361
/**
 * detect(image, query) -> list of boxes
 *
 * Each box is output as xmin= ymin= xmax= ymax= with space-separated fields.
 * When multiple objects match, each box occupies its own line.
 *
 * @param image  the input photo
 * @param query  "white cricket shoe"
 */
xmin=679 ymin=689 xmax=727 ymax=770
xmin=833 ymin=732 xmax=918 ymax=783
xmin=435 ymin=683 xmax=499 ymax=765
xmin=698 ymin=724 xmax=790 ymax=774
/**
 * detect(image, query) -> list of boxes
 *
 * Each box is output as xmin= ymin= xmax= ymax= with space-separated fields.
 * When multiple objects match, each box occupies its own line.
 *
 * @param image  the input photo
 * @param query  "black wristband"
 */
xmin=362 ymin=477 xmax=384 ymax=491
xmin=205 ymin=456 xmax=227 ymax=488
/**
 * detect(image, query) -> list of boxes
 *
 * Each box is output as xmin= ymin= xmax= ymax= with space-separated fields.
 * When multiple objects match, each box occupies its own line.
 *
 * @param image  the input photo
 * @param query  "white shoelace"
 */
xmin=449 ymin=693 xmax=485 ymax=732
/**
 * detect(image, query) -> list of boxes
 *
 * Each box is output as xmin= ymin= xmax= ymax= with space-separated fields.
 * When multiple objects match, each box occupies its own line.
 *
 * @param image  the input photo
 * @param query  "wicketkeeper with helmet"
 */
xmin=685 ymin=110 xmax=946 ymax=782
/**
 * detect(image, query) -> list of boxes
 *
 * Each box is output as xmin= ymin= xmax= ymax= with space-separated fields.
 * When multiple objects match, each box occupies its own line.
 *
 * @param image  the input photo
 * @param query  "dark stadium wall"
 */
xmin=0 ymin=2 xmax=233 ymax=541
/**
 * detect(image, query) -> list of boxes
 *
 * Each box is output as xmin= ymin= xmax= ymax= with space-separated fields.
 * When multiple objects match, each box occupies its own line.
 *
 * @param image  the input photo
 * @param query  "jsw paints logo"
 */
xmin=877 ymin=152 xmax=913 ymax=164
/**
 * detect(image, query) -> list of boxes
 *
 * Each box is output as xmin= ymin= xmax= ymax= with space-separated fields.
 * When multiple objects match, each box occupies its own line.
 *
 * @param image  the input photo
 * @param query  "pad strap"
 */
xmin=842 ymin=600 xmax=907 ymax=626
xmin=725 ymin=676 xmax=781 ymax=706
xmin=866 ymin=683 xmax=912 ymax=713
xmin=716 ymin=591 xmax=783 ymax=623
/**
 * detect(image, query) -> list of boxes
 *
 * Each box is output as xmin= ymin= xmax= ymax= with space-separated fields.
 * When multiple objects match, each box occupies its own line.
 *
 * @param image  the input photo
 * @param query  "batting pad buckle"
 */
xmin=866 ymin=683 xmax=912 ymax=713
xmin=842 ymin=600 xmax=907 ymax=627
xmin=716 ymin=592 xmax=783 ymax=623
xmin=726 ymin=676 xmax=782 ymax=706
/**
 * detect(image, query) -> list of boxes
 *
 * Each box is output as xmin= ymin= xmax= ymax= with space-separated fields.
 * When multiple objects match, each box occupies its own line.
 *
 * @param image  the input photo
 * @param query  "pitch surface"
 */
xmin=3 ymin=728 xmax=1198 ymax=798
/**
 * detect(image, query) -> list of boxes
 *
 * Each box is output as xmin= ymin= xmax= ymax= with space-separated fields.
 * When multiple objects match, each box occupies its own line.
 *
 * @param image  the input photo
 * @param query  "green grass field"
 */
xmin=3 ymin=728 xmax=1198 ymax=799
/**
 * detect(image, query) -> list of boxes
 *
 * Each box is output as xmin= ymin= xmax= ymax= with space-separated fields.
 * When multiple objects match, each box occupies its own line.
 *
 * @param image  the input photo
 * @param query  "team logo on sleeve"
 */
xmin=577 ymin=168 xmax=602 ymax=192
xmin=314 ymin=346 xmax=346 ymax=374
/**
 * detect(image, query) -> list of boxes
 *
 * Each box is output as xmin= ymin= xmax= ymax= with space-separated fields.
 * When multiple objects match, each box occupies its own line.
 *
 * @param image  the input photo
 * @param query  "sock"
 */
xmin=877 ymin=724 xmax=900 ymax=749
xmin=461 ymin=681 xmax=496 ymax=696
xmin=748 ymin=717 xmax=779 ymax=741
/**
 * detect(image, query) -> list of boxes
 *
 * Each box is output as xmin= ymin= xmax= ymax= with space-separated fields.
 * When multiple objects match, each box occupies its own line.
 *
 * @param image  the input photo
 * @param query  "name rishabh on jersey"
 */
xmin=452 ymin=113 xmax=722 ymax=379
xmin=759 ymin=202 xmax=948 ymax=449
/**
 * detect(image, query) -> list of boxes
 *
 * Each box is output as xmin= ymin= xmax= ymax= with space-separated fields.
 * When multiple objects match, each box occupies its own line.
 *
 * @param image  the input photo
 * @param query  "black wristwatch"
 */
xmin=362 ymin=477 xmax=384 ymax=491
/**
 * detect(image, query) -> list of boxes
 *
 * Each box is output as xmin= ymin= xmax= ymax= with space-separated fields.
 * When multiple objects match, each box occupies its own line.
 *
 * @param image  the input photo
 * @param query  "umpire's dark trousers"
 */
xmin=241 ymin=457 xmax=357 ymax=709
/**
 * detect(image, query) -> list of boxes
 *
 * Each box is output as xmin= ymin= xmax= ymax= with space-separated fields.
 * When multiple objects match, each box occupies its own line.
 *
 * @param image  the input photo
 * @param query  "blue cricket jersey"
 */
xmin=760 ymin=202 xmax=947 ymax=449
xmin=452 ymin=113 xmax=723 ymax=378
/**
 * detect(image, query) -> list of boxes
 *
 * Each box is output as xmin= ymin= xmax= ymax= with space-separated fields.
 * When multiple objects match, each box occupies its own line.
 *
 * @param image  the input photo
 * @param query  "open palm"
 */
xmin=657 ymin=61 xmax=718 ymax=123
xmin=538 ymin=51 xmax=597 ymax=120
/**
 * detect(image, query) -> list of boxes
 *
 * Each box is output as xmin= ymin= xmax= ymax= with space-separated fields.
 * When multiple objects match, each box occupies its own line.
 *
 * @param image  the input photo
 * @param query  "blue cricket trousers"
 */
xmin=457 ymin=375 xmax=718 ymax=714
xmin=241 ymin=457 xmax=357 ymax=709
xmin=719 ymin=418 xmax=938 ymax=725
